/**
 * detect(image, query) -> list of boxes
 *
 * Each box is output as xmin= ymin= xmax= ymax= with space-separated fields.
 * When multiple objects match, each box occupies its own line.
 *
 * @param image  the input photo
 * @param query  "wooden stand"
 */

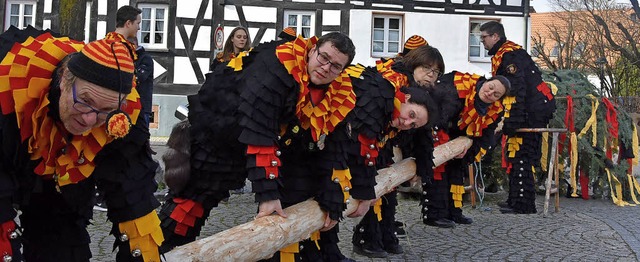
xmin=515 ymin=128 xmax=566 ymax=217
xmin=164 ymin=137 xmax=473 ymax=261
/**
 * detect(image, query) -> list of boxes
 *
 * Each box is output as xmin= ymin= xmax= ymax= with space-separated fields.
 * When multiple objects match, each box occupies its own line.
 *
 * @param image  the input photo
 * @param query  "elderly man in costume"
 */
xmin=0 ymin=26 xmax=162 ymax=262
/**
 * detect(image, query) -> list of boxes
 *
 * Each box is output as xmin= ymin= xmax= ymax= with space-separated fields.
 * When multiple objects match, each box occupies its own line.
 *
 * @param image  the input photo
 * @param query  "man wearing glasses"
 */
xmin=0 ymin=28 xmax=163 ymax=261
xmin=159 ymin=32 xmax=373 ymax=261
xmin=480 ymin=21 xmax=556 ymax=214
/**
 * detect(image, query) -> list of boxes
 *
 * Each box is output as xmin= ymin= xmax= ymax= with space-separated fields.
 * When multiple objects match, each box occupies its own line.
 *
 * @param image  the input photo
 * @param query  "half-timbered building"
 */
xmin=1 ymin=0 xmax=531 ymax=135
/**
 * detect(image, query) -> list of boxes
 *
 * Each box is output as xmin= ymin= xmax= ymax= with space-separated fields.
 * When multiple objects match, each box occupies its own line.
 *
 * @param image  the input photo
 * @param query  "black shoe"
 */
xmin=423 ymin=218 xmax=456 ymax=228
xmin=340 ymin=257 xmax=357 ymax=262
xmin=394 ymin=221 xmax=406 ymax=238
xmin=451 ymin=215 xmax=473 ymax=224
xmin=353 ymin=244 xmax=388 ymax=258
xmin=497 ymin=201 xmax=510 ymax=208
xmin=499 ymin=207 xmax=520 ymax=214
xmin=384 ymin=243 xmax=404 ymax=254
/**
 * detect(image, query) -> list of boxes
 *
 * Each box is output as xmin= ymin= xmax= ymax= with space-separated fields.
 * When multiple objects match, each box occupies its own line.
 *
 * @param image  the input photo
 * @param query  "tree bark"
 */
xmin=58 ymin=0 xmax=86 ymax=41
xmin=164 ymin=137 xmax=473 ymax=261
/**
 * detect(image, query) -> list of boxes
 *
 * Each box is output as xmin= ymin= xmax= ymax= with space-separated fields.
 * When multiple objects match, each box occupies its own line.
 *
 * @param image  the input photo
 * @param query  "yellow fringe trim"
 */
xmin=501 ymin=96 xmax=516 ymax=118
xmin=279 ymin=242 xmax=299 ymax=262
xmin=450 ymin=185 xmax=465 ymax=208
xmin=118 ymin=211 xmax=164 ymax=262
xmin=373 ymin=198 xmax=383 ymax=221
xmin=310 ymin=231 xmax=321 ymax=250
xmin=506 ymin=136 xmax=523 ymax=158
xmin=331 ymin=169 xmax=353 ymax=203
xmin=474 ymin=147 xmax=487 ymax=162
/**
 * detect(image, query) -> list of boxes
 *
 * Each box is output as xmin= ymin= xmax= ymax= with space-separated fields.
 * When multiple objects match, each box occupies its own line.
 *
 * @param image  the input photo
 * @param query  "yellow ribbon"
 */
xmin=578 ymin=95 xmax=599 ymax=147
xmin=570 ymin=132 xmax=578 ymax=197
xmin=605 ymin=168 xmax=630 ymax=207
xmin=633 ymin=125 xmax=639 ymax=166
xmin=627 ymin=174 xmax=640 ymax=205
xmin=541 ymin=132 xmax=549 ymax=172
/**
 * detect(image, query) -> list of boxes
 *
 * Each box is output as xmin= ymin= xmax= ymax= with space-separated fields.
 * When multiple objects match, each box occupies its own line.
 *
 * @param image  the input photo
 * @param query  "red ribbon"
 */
xmin=601 ymin=97 xmax=619 ymax=139
xmin=580 ymin=169 xmax=589 ymax=200
xmin=559 ymin=95 xmax=574 ymax=154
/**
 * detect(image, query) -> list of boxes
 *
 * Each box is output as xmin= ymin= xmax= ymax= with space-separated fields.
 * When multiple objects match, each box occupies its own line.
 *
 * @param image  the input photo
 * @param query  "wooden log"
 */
xmin=164 ymin=137 xmax=473 ymax=261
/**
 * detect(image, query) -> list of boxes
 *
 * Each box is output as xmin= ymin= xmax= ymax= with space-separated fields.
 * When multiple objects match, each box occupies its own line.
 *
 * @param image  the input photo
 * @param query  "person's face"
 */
xmin=478 ymin=79 xmax=506 ymax=104
xmin=412 ymin=65 xmax=440 ymax=88
xmin=307 ymin=42 xmax=349 ymax=85
xmin=390 ymin=102 xmax=429 ymax=130
xmin=232 ymin=30 xmax=248 ymax=51
xmin=59 ymin=76 xmax=122 ymax=135
xmin=480 ymin=31 xmax=499 ymax=51
xmin=124 ymin=15 xmax=142 ymax=39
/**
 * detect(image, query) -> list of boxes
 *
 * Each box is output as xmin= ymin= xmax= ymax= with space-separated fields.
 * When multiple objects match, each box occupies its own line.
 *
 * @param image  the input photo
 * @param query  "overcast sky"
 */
xmin=531 ymin=0 xmax=554 ymax=12
xmin=530 ymin=0 xmax=633 ymax=13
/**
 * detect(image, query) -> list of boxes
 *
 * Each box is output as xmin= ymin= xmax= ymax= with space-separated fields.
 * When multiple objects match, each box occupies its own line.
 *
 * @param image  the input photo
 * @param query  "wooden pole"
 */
xmin=163 ymin=137 xmax=473 ymax=261
xmin=469 ymin=165 xmax=476 ymax=208
xmin=543 ymin=132 xmax=559 ymax=217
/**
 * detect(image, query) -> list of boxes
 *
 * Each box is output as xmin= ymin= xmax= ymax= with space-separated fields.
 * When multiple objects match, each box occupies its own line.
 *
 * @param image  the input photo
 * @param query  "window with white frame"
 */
xmin=283 ymin=10 xmax=315 ymax=38
xmin=138 ymin=4 xmax=168 ymax=50
xmin=5 ymin=1 xmax=36 ymax=30
xmin=550 ymin=44 xmax=560 ymax=57
xmin=372 ymin=14 xmax=402 ymax=58
xmin=469 ymin=19 xmax=498 ymax=62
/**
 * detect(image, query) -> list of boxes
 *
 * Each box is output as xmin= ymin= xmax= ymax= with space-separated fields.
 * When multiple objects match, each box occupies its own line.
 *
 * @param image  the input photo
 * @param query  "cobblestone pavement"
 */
xmin=88 ymin=190 xmax=640 ymax=261
xmin=86 ymin=142 xmax=640 ymax=261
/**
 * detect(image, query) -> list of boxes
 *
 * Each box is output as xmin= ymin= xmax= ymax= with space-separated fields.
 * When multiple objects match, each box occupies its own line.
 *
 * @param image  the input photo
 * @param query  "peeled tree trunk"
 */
xmin=164 ymin=137 xmax=473 ymax=261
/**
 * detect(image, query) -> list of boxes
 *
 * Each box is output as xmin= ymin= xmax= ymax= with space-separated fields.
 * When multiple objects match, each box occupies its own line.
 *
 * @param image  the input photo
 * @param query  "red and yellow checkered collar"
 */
xmin=375 ymin=58 xmax=407 ymax=120
xmin=275 ymin=36 xmax=356 ymax=142
xmin=491 ymin=40 xmax=522 ymax=76
xmin=453 ymin=72 xmax=503 ymax=137
xmin=0 ymin=33 xmax=142 ymax=186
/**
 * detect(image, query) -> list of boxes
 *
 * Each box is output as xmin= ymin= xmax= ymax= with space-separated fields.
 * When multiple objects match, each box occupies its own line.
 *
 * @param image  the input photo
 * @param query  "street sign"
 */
xmin=214 ymin=25 xmax=224 ymax=50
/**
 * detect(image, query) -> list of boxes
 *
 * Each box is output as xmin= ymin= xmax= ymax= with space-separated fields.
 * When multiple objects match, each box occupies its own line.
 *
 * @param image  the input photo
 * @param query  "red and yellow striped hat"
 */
xmin=402 ymin=35 xmax=428 ymax=56
xmin=278 ymin=27 xmax=298 ymax=41
xmin=68 ymin=38 xmax=135 ymax=94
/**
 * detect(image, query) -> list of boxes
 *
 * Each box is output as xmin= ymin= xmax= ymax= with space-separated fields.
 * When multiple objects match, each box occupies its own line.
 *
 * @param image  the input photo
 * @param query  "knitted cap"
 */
xmin=278 ymin=27 xmax=297 ymax=41
xmin=68 ymin=39 xmax=135 ymax=94
xmin=402 ymin=35 xmax=428 ymax=56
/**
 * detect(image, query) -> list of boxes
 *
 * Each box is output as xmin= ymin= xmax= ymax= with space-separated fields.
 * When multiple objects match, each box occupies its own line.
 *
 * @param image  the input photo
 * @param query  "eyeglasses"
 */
xmin=423 ymin=67 xmax=442 ymax=77
xmin=315 ymin=47 xmax=344 ymax=75
xmin=480 ymin=34 xmax=493 ymax=40
xmin=72 ymin=82 xmax=114 ymax=121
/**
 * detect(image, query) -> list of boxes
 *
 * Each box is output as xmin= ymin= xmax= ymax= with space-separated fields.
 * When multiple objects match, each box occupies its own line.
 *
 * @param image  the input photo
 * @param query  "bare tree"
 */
xmin=532 ymin=0 xmax=639 ymax=96
xmin=57 ymin=0 xmax=86 ymax=41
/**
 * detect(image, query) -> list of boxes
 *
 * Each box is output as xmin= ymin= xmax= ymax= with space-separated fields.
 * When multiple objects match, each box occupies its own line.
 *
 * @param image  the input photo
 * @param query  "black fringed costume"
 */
xmin=0 ymin=27 xmax=162 ymax=262
xmin=347 ymin=59 xmax=435 ymax=255
xmin=422 ymin=72 xmax=504 ymax=223
xmin=489 ymin=39 xmax=556 ymax=214
xmin=159 ymin=36 xmax=372 ymax=261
